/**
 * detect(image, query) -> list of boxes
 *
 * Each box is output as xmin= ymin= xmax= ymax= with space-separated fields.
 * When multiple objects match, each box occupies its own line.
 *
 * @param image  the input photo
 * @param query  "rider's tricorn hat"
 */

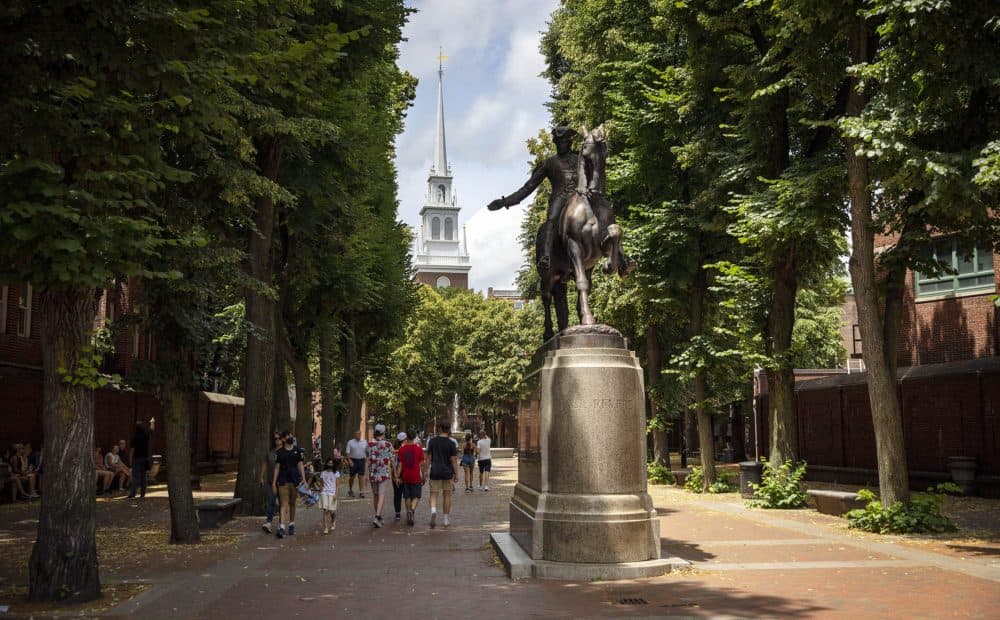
xmin=551 ymin=125 xmax=574 ymax=141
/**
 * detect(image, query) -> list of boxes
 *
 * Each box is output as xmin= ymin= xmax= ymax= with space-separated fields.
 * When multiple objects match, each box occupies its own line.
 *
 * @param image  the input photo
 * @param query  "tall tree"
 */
xmin=0 ymin=2 xmax=226 ymax=600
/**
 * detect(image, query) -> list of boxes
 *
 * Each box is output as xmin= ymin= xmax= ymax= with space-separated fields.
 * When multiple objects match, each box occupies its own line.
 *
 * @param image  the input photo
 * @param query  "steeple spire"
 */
xmin=433 ymin=47 xmax=449 ymax=176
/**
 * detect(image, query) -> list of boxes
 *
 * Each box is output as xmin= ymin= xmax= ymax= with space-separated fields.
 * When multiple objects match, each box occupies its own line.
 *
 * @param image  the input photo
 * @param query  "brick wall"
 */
xmin=413 ymin=272 xmax=469 ymax=289
xmin=794 ymin=359 xmax=1000 ymax=486
xmin=897 ymin=270 xmax=998 ymax=365
xmin=0 ymin=369 xmax=244 ymax=465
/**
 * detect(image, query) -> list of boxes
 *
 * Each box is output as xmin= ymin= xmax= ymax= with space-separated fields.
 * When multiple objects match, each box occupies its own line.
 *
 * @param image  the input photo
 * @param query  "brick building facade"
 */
xmin=1 ymin=281 xmax=243 ymax=470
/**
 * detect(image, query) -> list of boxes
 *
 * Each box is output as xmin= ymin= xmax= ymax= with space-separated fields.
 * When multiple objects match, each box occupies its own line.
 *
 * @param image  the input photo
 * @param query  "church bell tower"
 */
xmin=412 ymin=50 xmax=471 ymax=289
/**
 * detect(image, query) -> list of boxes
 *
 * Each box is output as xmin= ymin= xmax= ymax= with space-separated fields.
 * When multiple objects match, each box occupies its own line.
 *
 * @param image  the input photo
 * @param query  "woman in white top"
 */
xmin=104 ymin=444 xmax=131 ymax=489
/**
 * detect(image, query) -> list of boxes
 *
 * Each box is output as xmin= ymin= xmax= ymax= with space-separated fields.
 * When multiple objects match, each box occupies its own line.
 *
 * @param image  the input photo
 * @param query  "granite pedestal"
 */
xmin=492 ymin=325 xmax=684 ymax=579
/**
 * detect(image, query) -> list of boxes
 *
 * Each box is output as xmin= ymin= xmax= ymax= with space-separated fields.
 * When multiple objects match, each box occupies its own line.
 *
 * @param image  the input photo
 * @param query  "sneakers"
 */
xmin=372 ymin=516 xmax=382 ymax=528
xmin=395 ymin=512 xmax=401 ymax=521
xmin=430 ymin=513 xmax=437 ymax=529
xmin=288 ymin=524 xmax=296 ymax=536
xmin=484 ymin=486 xmax=490 ymax=492
xmin=276 ymin=527 xmax=285 ymax=539
xmin=28 ymin=491 xmax=39 ymax=498
xmin=262 ymin=522 xmax=273 ymax=534
xmin=443 ymin=515 xmax=450 ymax=528
xmin=323 ymin=527 xmax=329 ymax=535
xmin=406 ymin=510 xmax=414 ymax=526
xmin=359 ymin=493 xmax=365 ymax=499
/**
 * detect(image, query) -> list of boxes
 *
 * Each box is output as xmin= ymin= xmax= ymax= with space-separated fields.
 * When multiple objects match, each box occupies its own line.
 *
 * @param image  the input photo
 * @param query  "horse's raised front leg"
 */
xmin=603 ymin=223 xmax=622 ymax=275
xmin=565 ymin=237 xmax=596 ymax=325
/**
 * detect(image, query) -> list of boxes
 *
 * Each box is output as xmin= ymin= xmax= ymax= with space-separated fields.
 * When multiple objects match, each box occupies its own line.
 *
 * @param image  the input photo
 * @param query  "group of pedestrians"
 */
xmin=260 ymin=423 xmax=495 ymax=535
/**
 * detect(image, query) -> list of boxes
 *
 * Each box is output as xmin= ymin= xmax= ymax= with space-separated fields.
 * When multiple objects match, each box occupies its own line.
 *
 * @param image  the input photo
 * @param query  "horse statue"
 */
xmin=536 ymin=125 xmax=634 ymax=341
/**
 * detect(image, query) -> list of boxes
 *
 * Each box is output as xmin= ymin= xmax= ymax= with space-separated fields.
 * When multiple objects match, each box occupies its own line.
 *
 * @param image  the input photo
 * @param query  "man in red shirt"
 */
xmin=394 ymin=429 xmax=425 ymax=526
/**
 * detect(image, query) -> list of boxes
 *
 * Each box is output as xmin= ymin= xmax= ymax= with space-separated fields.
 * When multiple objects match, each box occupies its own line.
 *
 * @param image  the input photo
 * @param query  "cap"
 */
xmin=397 ymin=432 xmax=407 ymax=441
xmin=374 ymin=423 xmax=386 ymax=434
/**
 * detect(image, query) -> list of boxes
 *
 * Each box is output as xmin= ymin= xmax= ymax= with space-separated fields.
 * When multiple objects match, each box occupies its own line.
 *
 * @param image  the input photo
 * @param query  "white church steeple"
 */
xmin=413 ymin=49 xmax=471 ymax=289
xmin=432 ymin=49 xmax=449 ymax=177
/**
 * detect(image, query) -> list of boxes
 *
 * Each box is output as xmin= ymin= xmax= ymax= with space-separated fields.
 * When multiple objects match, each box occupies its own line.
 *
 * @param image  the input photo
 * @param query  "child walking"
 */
xmin=320 ymin=457 xmax=340 ymax=534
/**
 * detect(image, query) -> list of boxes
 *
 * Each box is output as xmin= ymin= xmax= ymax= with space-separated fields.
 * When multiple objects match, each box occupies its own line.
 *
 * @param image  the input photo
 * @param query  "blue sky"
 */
xmin=394 ymin=0 xmax=560 ymax=293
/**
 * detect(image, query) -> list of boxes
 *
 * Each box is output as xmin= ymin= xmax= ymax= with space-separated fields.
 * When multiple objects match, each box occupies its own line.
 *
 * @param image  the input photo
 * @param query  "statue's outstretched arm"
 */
xmin=488 ymin=162 xmax=547 ymax=211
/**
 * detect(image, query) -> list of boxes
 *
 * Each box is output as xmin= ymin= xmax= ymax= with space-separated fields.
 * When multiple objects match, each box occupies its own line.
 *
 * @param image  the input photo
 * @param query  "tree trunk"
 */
xmin=234 ymin=139 xmax=281 ymax=516
xmin=29 ymin=287 xmax=101 ymax=603
xmin=289 ymin=353 xmax=314 ymax=456
xmin=645 ymin=325 xmax=667 ymax=466
xmin=690 ymin=263 xmax=716 ymax=489
xmin=732 ymin=400 xmax=748 ymax=462
xmin=337 ymin=329 xmax=361 ymax=443
xmin=319 ymin=329 xmax=337 ymax=459
xmin=767 ymin=253 xmax=799 ymax=467
xmin=845 ymin=15 xmax=910 ymax=506
xmin=272 ymin=347 xmax=291 ymax=434
xmin=161 ymin=375 xmax=200 ymax=545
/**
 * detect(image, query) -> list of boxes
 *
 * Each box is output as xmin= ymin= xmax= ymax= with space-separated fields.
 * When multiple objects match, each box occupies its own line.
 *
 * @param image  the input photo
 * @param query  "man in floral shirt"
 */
xmin=366 ymin=423 xmax=394 ymax=528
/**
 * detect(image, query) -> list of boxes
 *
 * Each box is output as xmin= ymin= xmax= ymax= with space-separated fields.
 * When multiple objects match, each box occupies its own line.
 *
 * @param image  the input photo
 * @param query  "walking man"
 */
xmin=345 ymin=430 xmax=368 ymax=498
xmin=395 ymin=429 xmax=425 ymax=526
xmin=366 ymin=424 xmax=394 ymax=527
xmin=423 ymin=422 xmax=459 ymax=529
xmin=476 ymin=430 xmax=492 ymax=491
xmin=128 ymin=417 xmax=154 ymax=499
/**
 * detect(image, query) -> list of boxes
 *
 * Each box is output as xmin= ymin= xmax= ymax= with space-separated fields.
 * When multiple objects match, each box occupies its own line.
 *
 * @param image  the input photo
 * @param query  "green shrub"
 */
xmin=746 ymin=460 xmax=808 ymax=509
xmin=684 ymin=466 xmax=703 ymax=492
xmin=684 ymin=466 xmax=736 ymax=493
xmin=846 ymin=484 xmax=960 ymax=534
xmin=647 ymin=460 xmax=672 ymax=485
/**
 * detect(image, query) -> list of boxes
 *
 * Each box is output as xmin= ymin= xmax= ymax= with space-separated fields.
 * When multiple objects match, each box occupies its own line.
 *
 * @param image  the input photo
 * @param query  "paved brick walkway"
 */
xmin=107 ymin=459 xmax=999 ymax=619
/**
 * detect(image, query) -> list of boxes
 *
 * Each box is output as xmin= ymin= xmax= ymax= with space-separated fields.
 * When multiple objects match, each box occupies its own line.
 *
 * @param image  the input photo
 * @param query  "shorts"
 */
xmin=460 ymin=454 xmax=475 ymax=467
xmin=478 ymin=459 xmax=492 ymax=472
xmin=370 ymin=479 xmax=390 ymax=496
xmin=428 ymin=478 xmax=454 ymax=494
xmin=319 ymin=494 xmax=338 ymax=511
xmin=350 ymin=458 xmax=366 ymax=476
xmin=402 ymin=483 xmax=422 ymax=499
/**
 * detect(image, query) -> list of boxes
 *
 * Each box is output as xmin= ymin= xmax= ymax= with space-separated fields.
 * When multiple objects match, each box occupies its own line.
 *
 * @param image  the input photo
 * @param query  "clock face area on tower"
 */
xmin=411 ymin=52 xmax=470 ymax=289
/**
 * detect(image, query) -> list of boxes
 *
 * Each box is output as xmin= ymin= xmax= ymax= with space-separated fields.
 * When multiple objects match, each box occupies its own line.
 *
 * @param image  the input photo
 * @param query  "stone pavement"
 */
xmin=106 ymin=459 xmax=999 ymax=619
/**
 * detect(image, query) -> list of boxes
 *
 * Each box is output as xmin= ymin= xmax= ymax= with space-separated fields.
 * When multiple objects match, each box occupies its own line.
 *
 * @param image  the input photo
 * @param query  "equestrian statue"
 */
xmin=487 ymin=124 xmax=634 ymax=341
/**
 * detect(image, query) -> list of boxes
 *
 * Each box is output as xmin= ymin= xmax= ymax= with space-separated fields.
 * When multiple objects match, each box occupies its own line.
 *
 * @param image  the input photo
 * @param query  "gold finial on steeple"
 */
xmin=438 ymin=46 xmax=448 ymax=73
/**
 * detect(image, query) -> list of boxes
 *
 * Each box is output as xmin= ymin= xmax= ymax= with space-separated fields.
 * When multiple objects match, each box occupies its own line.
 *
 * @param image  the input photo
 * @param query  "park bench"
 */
xmin=490 ymin=448 xmax=515 ymax=459
xmin=807 ymin=489 xmax=866 ymax=516
xmin=196 ymin=497 xmax=242 ymax=529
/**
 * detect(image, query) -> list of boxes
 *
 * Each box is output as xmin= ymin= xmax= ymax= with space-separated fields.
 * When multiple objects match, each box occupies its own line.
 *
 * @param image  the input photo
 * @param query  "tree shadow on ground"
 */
xmin=659 ymin=537 xmax=715 ymax=562
xmin=527 ymin=577 xmax=830 ymax=618
xmin=946 ymin=543 xmax=1000 ymax=557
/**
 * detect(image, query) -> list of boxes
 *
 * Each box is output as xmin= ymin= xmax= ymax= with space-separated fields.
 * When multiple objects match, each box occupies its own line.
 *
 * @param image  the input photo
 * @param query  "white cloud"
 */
xmin=395 ymin=0 xmax=559 ymax=292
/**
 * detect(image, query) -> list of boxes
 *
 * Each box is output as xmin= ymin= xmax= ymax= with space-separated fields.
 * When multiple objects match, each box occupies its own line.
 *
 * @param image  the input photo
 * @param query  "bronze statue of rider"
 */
xmin=487 ymin=125 xmax=579 ymax=271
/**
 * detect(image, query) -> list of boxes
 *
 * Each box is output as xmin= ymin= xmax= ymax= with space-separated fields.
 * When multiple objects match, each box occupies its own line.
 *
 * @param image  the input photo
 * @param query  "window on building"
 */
xmin=915 ymin=239 xmax=995 ymax=297
xmin=17 ymin=283 xmax=32 ymax=338
xmin=444 ymin=217 xmax=453 ymax=240
xmin=431 ymin=216 xmax=441 ymax=240
xmin=437 ymin=185 xmax=446 ymax=203
xmin=0 ymin=285 xmax=7 ymax=334
xmin=436 ymin=275 xmax=451 ymax=288
xmin=514 ymin=301 xmax=525 ymax=310
xmin=851 ymin=324 xmax=862 ymax=358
